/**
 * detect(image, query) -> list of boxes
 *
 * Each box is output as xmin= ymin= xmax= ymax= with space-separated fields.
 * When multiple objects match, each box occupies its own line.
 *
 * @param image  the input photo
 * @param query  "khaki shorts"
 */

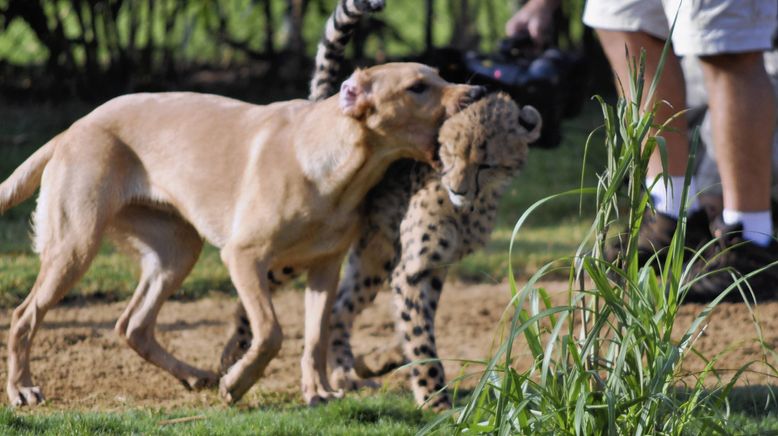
xmin=583 ymin=0 xmax=777 ymax=56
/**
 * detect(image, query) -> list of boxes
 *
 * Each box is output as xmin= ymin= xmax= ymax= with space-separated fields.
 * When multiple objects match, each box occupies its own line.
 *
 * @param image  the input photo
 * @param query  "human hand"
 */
xmin=505 ymin=0 xmax=560 ymax=47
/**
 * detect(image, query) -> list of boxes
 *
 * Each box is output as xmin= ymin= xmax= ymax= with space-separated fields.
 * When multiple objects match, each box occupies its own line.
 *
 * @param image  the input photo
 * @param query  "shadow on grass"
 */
xmin=727 ymin=385 xmax=778 ymax=416
xmin=319 ymin=395 xmax=429 ymax=426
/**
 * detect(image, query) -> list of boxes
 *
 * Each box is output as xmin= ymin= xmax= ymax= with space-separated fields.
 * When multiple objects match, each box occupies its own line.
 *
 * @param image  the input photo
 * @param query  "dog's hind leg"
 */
xmin=111 ymin=206 xmax=216 ymax=390
xmin=6 ymin=249 xmax=100 ymax=406
xmin=6 ymin=171 xmax=107 ymax=407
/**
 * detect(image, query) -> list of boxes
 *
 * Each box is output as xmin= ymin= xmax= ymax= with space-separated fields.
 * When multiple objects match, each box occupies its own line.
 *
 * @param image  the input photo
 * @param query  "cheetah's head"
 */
xmin=437 ymin=92 xmax=541 ymax=209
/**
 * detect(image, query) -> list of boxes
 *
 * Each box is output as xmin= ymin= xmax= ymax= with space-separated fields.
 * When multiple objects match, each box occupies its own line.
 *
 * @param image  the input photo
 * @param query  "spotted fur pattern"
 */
xmin=310 ymin=0 xmax=386 ymax=101
xmin=220 ymin=94 xmax=542 ymax=410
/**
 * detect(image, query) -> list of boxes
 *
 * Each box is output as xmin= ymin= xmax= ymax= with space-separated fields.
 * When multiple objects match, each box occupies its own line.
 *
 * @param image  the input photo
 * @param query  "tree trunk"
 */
xmin=263 ymin=0 xmax=274 ymax=55
xmin=424 ymin=0 xmax=433 ymax=52
xmin=284 ymin=0 xmax=308 ymax=56
xmin=448 ymin=0 xmax=479 ymax=50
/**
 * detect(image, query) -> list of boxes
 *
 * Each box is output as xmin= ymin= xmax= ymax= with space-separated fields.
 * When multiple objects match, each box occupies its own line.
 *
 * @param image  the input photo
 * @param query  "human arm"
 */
xmin=505 ymin=0 xmax=561 ymax=46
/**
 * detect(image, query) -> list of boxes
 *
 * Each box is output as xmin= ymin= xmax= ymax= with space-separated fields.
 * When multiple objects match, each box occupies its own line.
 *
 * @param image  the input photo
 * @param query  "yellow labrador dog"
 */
xmin=0 ymin=62 xmax=484 ymax=407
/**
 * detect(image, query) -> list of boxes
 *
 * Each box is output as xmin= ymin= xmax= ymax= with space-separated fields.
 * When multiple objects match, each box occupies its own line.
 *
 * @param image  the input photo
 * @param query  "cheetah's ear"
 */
xmin=339 ymin=71 xmax=372 ymax=119
xmin=518 ymin=105 xmax=542 ymax=144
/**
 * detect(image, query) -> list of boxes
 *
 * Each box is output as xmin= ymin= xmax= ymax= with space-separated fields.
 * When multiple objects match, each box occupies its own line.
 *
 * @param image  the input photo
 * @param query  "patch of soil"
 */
xmin=1 ymin=281 xmax=776 ymax=411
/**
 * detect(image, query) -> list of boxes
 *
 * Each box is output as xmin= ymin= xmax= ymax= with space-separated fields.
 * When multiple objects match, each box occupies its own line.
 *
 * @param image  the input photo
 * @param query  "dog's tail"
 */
xmin=0 ymin=136 xmax=57 ymax=214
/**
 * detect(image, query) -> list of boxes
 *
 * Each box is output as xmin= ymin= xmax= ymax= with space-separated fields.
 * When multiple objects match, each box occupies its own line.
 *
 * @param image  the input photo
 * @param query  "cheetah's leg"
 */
xmin=391 ymin=267 xmax=450 ymax=411
xmin=328 ymin=229 xmax=397 ymax=391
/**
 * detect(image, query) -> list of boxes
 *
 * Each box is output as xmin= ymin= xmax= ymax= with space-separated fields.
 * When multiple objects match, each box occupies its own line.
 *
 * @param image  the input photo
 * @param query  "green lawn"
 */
xmin=2 ymin=388 xmax=778 ymax=434
xmin=0 ymin=393 xmax=438 ymax=435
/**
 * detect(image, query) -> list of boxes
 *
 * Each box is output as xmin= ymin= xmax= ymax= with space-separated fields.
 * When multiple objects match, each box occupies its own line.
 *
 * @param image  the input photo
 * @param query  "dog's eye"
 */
xmin=407 ymin=82 xmax=428 ymax=94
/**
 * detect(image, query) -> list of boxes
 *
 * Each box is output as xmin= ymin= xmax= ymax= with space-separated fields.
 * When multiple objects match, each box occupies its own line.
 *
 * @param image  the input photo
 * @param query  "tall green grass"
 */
xmin=427 ymin=43 xmax=777 ymax=434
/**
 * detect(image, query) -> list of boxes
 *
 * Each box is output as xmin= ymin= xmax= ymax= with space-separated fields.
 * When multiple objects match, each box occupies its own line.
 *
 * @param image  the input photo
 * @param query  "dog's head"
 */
xmin=339 ymin=62 xmax=485 ymax=162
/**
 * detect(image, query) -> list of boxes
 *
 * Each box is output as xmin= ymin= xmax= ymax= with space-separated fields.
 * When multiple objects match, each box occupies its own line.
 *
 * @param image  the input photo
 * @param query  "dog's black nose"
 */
xmin=469 ymin=86 xmax=487 ymax=101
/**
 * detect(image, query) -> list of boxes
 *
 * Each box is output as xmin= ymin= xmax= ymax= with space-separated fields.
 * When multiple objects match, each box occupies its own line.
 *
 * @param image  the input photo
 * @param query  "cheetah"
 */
xmin=326 ymin=94 xmax=541 ymax=410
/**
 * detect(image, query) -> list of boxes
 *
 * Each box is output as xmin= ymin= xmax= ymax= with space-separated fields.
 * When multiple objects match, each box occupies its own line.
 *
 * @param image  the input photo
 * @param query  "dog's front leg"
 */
xmin=301 ymin=257 xmax=344 ymax=405
xmin=219 ymin=246 xmax=283 ymax=404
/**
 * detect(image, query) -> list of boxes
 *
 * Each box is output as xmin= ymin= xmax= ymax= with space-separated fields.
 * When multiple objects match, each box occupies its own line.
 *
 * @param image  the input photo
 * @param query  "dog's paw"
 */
xmin=218 ymin=371 xmax=254 ymax=405
xmin=218 ymin=377 xmax=238 ymax=405
xmin=10 ymin=386 xmax=45 ymax=407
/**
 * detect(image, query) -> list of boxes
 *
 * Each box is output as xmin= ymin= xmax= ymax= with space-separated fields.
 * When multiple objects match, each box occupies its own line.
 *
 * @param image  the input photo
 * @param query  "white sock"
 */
xmin=646 ymin=175 xmax=700 ymax=219
xmin=722 ymin=209 xmax=774 ymax=247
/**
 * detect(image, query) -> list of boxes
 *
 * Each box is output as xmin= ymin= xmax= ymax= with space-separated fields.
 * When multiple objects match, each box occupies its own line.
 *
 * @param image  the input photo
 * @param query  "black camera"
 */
xmin=426 ymin=35 xmax=588 ymax=149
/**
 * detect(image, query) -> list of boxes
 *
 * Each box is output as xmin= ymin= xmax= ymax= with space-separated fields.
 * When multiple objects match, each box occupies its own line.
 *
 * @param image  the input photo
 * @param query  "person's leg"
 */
xmin=665 ymin=0 xmax=778 ymax=299
xmin=699 ymin=52 xmax=775 ymax=245
xmin=596 ymin=30 xmax=689 ymax=180
xmin=597 ymin=30 xmax=701 ymax=223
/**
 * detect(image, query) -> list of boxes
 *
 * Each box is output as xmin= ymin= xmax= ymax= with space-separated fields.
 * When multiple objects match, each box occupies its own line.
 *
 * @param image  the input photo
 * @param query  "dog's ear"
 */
xmin=339 ymin=71 xmax=372 ymax=118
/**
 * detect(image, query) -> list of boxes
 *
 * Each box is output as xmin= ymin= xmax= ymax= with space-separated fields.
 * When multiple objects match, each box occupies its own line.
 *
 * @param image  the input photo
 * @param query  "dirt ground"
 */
xmin=1 ymin=281 xmax=778 ymax=411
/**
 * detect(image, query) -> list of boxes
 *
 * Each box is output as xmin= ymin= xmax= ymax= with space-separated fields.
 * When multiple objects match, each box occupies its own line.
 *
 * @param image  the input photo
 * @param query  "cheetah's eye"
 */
xmin=407 ymin=82 xmax=428 ymax=94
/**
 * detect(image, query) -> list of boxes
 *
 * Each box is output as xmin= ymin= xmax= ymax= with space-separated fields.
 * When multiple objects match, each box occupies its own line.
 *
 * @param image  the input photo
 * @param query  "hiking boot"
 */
xmin=608 ymin=208 xmax=712 ymax=268
xmin=685 ymin=217 xmax=778 ymax=303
